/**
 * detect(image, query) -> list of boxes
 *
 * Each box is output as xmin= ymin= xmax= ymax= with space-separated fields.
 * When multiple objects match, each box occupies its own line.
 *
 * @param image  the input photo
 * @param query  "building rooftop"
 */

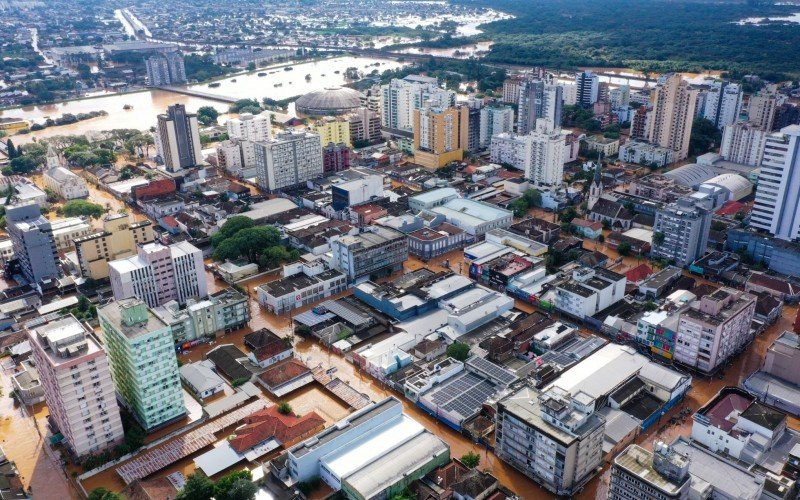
xmin=98 ymin=299 xmax=167 ymax=339
xmin=670 ymin=437 xmax=763 ymax=499
xmin=614 ymin=444 xmax=689 ymax=496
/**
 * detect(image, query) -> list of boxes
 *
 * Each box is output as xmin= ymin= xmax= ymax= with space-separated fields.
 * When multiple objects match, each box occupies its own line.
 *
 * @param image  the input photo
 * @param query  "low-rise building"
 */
xmin=585 ymin=135 xmax=620 ymax=157
xmin=275 ymin=397 xmax=450 ymax=500
xmin=330 ymin=226 xmax=408 ymax=282
xmin=555 ymin=267 xmax=627 ymax=320
xmin=43 ymin=166 xmax=89 ymax=200
xmin=179 ymin=360 xmax=225 ymax=399
xmin=429 ymin=198 xmax=513 ymax=238
xmin=619 ymin=140 xmax=675 ymax=167
xmin=257 ymin=260 xmax=347 ymax=315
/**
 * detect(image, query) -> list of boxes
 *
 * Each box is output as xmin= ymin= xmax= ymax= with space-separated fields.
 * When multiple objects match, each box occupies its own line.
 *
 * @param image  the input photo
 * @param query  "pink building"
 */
xmin=28 ymin=315 xmax=124 ymax=456
xmin=675 ymin=288 xmax=756 ymax=374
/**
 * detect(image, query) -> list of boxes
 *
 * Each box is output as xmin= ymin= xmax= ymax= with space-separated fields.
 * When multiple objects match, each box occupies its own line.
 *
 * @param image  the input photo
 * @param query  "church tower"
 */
xmin=587 ymin=156 xmax=603 ymax=210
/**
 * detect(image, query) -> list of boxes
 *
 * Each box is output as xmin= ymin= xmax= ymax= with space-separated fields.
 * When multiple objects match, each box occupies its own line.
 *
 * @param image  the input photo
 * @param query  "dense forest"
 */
xmin=448 ymin=0 xmax=800 ymax=78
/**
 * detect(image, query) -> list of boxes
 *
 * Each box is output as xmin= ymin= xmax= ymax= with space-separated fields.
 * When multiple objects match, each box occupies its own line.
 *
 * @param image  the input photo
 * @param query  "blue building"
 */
xmin=353 ymin=272 xmax=473 ymax=321
xmin=726 ymin=228 xmax=800 ymax=278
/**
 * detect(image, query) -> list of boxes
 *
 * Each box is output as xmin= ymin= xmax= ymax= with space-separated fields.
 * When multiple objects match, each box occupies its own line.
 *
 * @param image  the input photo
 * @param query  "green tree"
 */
xmin=88 ymin=487 xmax=122 ymax=500
xmin=6 ymin=139 xmax=17 ymax=159
xmin=197 ymin=106 xmax=220 ymax=126
xmin=62 ymin=200 xmax=105 ymax=219
xmin=652 ymin=231 xmax=665 ymax=246
xmin=10 ymin=156 xmax=37 ymax=173
xmin=177 ymin=472 xmax=215 ymax=500
xmin=214 ymin=470 xmax=253 ymax=500
xmin=277 ymin=402 xmax=293 ymax=415
xmin=461 ymin=451 xmax=480 ymax=468
xmin=617 ymin=242 xmax=632 ymax=256
xmin=522 ymin=189 xmax=542 ymax=208
xmin=212 ymin=216 xmax=255 ymax=247
xmin=446 ymin=342 xmax=470 ymax=361
xmin=509 ymin=198 xmax=528 ymax=218
xmin=223 ymin=478 xmax=257 ymax=500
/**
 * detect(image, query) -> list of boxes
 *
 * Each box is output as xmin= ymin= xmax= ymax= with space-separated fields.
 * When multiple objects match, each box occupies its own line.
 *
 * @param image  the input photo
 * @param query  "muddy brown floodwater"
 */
xmin=1 ymin=191 xmax=797 ymax=499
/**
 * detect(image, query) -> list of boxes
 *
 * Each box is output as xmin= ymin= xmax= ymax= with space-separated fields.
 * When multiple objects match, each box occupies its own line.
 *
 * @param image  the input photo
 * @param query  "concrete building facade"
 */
xmin=75 ymin=213 xmax=153 ymax=280
xmin=28 ymin=315 xmax=125 ymax=456
xmin=98 ymin=299 xmax=186 ymax=432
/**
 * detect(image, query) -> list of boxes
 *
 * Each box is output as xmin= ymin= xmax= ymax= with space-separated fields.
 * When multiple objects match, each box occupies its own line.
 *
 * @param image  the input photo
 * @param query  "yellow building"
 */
xmin=0 ymin=118 xmax=29 ymax=133
xmin=314 ymin=117 xmax=351 ymax=147
xmin=74 ymin=213 xmax=154 ymax=280
xmin=412 ymin=105 xmax=468 ymax=169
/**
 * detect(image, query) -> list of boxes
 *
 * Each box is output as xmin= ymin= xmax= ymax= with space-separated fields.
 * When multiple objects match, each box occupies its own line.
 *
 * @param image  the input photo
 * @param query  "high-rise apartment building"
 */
xmin=490 ymin=121 xmax=565 ymax=186
xmin=575 ymin=71 xmax=599 ymax=107
xmin=314 ymin=116 xmax=351 ymax=147
xmin=750 ymin=125 xmax=800 ymax=240
xmin=479 ymin=105 xmax=514 ymax=148
xmin=609 ymin=85 xmax=631 ymax=108
xmin=646 ymin=74 xmax=698 ymax=162
xmin=466 ymin=98 xmax=483 ymax=153
xmin=720 ymin=121 xmax=767 ymax=167
xmin=495 ymin=385 xmax=605 ymax=496
xmin=28 ymin=315 xmax=125 ymax=456
xmin=145 ymin=52 xmax=186 ymax=86
xmin=674 ymin=287 xmax=756 ymax=374
xmin=517 ymin=79 xmax=563 ymax=134
xmin=155 ymin=104 xmax=203 ymax=172
xmin=749 ymin=85 xmax=779 ymax=131
xmin=652 ymin=196 xmax=712 ymax=267
xmin=412 ymin=104 xmax=469 ymax=169
xmin=108 ymin=241 xmax=207 ymax=308
xmin=75 ymin=213 xmax=153 ymax=280
xmin=380 ymin=75 xmax=455 ymax=131
xmin=348 ymin=107 xmax=381 ymax=144
xmin=630 ymin=106 xmax=649 ymax=140
xmin=702 ymin=81 xmax=742 ymax=129
xmin=6 ymin=202 xmax=59 ymax=285
xmin=322 ymin=143 xmax=351 ymax=173
xmin=609 ymin=444 xmax=691 ymax=500
xmin=254 ymin=130 xmax=323 ymax=192
xmin=226 ymin=111 xmax=271 ymax=142
xmin=98 ymin=299 xmax=186 ymax=431
xmin=502 ymin=76 xmax=524 ymax=104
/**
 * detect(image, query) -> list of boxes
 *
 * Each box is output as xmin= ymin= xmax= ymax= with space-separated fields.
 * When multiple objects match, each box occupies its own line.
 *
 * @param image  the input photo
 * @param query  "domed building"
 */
xmin=295 ymin=86 xmax=363 ymax=116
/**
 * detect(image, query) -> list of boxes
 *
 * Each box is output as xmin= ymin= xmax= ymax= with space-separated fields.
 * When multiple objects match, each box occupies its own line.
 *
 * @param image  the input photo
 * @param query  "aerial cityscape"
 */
xmin=1 ymin=0 xmax=800 ymax=499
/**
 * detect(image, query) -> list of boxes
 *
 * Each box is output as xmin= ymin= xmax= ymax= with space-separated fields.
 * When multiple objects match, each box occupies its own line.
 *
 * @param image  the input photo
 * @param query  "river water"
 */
xmin=0 ymin=55 xmax=406 ymax=145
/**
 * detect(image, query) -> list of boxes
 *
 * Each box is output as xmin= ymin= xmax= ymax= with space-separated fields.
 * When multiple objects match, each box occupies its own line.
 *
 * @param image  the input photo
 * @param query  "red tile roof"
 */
xmin=257 ymin=358 xmax=311 ymax=387
xmin=229 ymin=405 xmax=324 ymax=453
xmin=626 ymin=263 xmax=653 ymax=283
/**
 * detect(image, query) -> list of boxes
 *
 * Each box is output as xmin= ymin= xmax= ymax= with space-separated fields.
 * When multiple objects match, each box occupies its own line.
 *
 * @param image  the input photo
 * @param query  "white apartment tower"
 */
xmin=720 ymin=121 xmax=767 ymax=167
xmin=254 ymin=130 xmax=323 ymax=191
xmin=528 ymin=119 xmax=566 ymax=186
xmin=28 ymin=316 xmax=125 ymax=456
xmin=748 ymin=85 xmax=779 ymax=131
xmin=750 ymin=125 xmax=800 ymax=240
xmin=479 ymin=106 xmax=515 ymax=148
xmin=646 ymin=74 xmax=698 ymax=162
xmin=108 ymin=241 xmax=207 ymax=308
xmin=380 ymin=75 xmax=455 ymax=131
xmin=226 ymin=112 xmax=272 ymax=142
xmin=703 ymin=81 xmax=742 ymax=129
xmin=575 ymin=71 xmax=599 ymax=107
xmin=517 ymin=79 xmax=563 ymax=134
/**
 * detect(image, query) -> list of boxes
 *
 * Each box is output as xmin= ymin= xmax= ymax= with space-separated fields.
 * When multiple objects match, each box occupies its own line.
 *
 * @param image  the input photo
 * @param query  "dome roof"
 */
xmin=295 ymin=86 xmax=362 ymax=116
xmin=663 ymin=163 xmax=716 ymax=187
xmin=703 ymin=173 xmax=753 ymax=201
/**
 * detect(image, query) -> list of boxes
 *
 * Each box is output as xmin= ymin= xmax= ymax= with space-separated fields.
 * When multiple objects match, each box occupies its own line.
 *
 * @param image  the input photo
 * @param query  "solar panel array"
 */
xmin=467 ymin=356 xmax=518 ymax=386
xmin=421 ymin=372 xmax=497 ymax=422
